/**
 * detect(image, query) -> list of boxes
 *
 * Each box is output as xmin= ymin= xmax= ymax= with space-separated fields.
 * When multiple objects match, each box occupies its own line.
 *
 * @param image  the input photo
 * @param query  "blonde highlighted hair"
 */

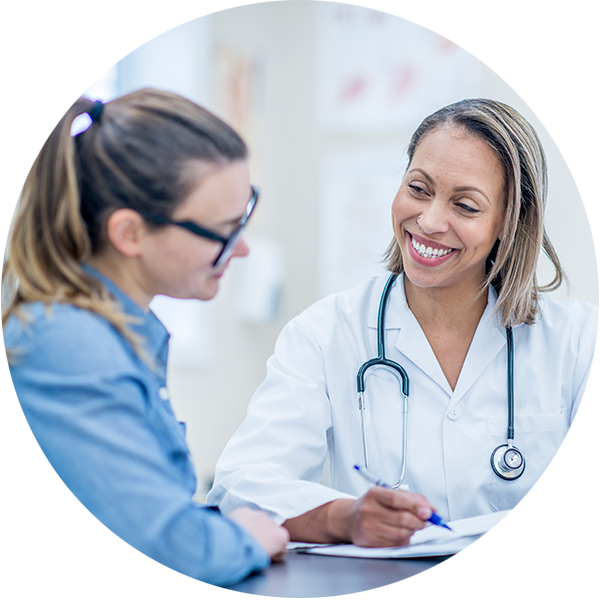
xmin=384 ymin=98 xmax=564 ymax=327
xmin=2 ymin=89 xmax=247 ymax=355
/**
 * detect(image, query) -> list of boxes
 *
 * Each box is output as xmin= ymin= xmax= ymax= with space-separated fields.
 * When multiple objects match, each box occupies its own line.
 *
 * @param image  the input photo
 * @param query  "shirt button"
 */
xmin=447 ymin=406 xmax=462 ymax=421
xmin=158 ymin=387 xmax=169 ymax=401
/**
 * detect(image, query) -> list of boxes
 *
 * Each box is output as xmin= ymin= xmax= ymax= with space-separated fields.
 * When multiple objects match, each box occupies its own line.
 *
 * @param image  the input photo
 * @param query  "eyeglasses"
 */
xmin=139 ymin=185 xmax=259 ymax=268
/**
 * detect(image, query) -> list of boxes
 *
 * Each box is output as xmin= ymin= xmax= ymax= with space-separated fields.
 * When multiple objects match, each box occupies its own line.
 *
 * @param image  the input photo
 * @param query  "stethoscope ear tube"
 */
xmin=356 ymin=273 xmax=409 ymax=396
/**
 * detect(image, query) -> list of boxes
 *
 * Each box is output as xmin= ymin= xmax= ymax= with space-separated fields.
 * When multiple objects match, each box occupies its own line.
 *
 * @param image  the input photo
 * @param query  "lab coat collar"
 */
xmin=367 ymin=272 xmax=507 ymax=402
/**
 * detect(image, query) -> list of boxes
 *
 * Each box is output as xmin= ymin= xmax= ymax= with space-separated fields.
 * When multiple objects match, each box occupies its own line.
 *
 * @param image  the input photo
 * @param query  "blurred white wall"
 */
xmin=119 ymin=17 xmax=214 ymax=107
xmin=85 ymin=1 xmax=597 ymax=497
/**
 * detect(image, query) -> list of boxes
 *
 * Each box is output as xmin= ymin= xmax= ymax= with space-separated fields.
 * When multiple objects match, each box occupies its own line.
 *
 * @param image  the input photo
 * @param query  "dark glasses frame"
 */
xmin=139 ymin=185 xmax=259 ymax=268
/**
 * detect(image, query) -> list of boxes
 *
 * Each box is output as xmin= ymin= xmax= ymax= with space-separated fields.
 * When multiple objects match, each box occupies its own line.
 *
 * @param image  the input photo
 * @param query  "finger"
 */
xmin=370 ymin=487 xmax=435 ymax=516
xmin=354 ymin=500 xmax=426 ymax=546
xmin=270 ymin=549 xmax=287 ymax=562
xmin=356 ymin=519 xmax=417 ymax=547
xmin=378 ymin=524 xmax=417 ymax=547
xmin=379 ymin=507 xmax=428 ymax=530
xmin=359 ymin=489 xmax=425 ymax=529
xmin=363 ymin=490 xmax=433 ymax=534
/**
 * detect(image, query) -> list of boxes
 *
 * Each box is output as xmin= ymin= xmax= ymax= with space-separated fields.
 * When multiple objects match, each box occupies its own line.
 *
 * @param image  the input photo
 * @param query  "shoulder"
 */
xmin=4 ymin=302 xmax=139 ymax=375
xmin=522 ymin=294 xmax=598 ymax=359
xmin=536 ymin=294 xmax=598 ymax=333
xmin=269 ymin=276 xmax=384 ymax=363
xmin=299 ymin=276 xmax=381 ymax=321
xmin=289 ymin=276 xmax=381 ymax=335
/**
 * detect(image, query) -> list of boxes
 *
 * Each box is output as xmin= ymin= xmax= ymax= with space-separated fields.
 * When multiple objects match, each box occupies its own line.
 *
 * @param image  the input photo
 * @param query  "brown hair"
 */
xmin=2 ymin=88 xmax=247 ymax=353
xmin=384 ymin=98 xmax=564 ymax=327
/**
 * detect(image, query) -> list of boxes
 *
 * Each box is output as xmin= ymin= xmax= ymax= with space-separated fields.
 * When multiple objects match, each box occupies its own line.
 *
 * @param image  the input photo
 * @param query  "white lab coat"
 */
xmin=208 ymin=273 xmax=597 ymax=523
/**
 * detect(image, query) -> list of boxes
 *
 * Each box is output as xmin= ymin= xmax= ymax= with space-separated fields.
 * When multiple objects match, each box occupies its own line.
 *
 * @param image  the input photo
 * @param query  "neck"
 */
xmin=87 ymin=251 xmax=152 ymax=311
xmin=403 ymin=275 xmax=488 ymax=331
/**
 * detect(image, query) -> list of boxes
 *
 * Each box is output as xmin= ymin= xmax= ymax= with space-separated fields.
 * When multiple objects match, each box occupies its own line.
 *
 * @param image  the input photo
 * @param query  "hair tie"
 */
xmin=70 ymin=100 xmax=104 ymax=137
xmin=88 ymin=100 xmax=104 ymax=123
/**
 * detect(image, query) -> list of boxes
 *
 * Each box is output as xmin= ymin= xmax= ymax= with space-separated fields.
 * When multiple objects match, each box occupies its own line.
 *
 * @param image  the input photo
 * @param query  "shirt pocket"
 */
xmin=486 ymin=410 xmax=569 ymax=512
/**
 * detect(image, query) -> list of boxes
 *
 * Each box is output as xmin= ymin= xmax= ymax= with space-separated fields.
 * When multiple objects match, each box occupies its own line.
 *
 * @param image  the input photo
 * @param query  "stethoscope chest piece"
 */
xmin=491 ymin=443 xmax=525 ymax=480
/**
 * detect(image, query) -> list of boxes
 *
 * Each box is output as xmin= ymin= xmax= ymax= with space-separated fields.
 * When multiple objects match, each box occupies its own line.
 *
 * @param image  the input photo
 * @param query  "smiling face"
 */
xmin=137 ymin=160 xmax=251 ymax=302
xmin=391 ymin=125 xmax=506 ymax=294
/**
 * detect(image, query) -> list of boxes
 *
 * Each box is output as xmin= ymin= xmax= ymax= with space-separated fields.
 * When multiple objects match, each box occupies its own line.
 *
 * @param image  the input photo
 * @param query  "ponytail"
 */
xmin=2 ymin=98 xmax=143 ymax=356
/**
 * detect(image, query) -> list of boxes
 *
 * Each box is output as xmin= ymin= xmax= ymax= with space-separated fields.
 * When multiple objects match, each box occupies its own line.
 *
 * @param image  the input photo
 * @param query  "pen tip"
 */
xmin=353 ymin=465 xmax=360 ymax=471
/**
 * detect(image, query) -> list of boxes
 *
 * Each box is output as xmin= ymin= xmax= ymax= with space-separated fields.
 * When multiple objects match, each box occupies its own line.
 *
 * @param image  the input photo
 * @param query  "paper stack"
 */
xmin=295 ymin=509 xmax=510 ymax=558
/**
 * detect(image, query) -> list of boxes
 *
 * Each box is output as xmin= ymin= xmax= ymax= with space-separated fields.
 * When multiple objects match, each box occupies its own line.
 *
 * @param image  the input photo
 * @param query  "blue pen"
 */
xmin=353 ymin=465 xmax=452 ymax=531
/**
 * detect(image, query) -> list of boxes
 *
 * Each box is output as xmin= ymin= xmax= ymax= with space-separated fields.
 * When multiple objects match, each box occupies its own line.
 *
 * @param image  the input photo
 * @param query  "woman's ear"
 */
xmin=105 ymin=209 xmax=146 ymax=258
xmin=498 ymin=218 xmax=507 ymax=242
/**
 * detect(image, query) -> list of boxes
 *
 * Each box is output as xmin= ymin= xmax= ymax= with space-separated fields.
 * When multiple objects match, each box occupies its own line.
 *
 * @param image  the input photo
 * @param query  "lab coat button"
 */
xmin=158 ymin=387 xmax=169 ymax=401
xmin=447 ymin=407 xmax=462 ymax=420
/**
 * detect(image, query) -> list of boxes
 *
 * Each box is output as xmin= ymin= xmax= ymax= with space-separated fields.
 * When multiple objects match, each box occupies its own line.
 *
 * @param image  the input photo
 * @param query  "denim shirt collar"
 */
xmin=82 ymin=264 xmax=170 ymax=366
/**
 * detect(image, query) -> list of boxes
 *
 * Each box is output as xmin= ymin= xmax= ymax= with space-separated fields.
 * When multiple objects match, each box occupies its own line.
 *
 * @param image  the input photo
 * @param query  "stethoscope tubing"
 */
xmin=357 ymin=273 xmax=409 ymax=488
xmin=356 ymin=272 xmax=524 ymax=486
xmin=506 ymin=325 xmax=515 ymax=442
xmin=356 ymin=274 xmax=408 ymax=396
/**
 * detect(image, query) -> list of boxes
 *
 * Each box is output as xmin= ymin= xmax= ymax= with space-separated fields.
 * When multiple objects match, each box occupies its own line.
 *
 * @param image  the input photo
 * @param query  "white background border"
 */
xmin=2 ymin=1 xmax=598 ymax=598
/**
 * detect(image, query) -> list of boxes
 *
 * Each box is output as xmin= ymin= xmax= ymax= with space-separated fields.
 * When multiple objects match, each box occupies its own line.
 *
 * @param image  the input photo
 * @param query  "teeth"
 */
xmin=411 ymin=236 xmax=452 ymax=258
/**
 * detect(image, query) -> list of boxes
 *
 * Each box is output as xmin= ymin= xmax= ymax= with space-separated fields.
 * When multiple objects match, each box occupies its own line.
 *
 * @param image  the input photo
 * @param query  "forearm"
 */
xmin=160 ymin=504 xmax=270 ymax=585
xmin=15 ymin=371 xmax=270 ymax=585
xmin=283 ymin=499 xmax=357 ymax=543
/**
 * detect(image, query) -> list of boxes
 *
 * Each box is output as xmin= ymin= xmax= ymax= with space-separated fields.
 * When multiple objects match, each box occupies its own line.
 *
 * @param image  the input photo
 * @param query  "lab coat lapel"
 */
xmin=371 ymin=274 xmax=453 ymax=396
xmin=396 ymin=313 xmax=454 ymax=396
xmin=448 ymin=288 xmax=506 ymax=409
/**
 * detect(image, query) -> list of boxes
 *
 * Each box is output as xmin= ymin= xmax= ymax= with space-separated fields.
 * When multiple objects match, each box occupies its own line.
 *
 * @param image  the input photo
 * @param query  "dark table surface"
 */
xmin=224 ymin=549 xmax=450 ymax=597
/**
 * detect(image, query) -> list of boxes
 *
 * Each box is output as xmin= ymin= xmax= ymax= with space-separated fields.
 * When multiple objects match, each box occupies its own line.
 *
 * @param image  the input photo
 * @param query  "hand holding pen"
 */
xmin=353 ymin=465 xmax=452 ymax=531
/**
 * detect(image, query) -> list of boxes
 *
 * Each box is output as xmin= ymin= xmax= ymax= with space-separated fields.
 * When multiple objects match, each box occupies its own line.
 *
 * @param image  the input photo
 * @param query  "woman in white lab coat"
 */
xmin=207 ymin=99 xmax=597 ymax=547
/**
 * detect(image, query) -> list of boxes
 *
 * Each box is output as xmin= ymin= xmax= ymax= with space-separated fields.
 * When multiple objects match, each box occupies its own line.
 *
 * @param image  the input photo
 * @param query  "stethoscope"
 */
xmin=356 ymin=273 xmax=526 ymax=488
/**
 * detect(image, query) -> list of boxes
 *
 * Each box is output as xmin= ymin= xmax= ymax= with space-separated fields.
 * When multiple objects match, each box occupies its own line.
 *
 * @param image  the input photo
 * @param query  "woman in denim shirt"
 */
xmin=2 ymin=89 xmax=289 ymax=586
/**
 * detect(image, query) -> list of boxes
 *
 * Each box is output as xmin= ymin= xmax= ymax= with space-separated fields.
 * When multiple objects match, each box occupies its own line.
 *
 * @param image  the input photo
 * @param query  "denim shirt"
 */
xmin=3 ymin=267 xmax=269 ymax=586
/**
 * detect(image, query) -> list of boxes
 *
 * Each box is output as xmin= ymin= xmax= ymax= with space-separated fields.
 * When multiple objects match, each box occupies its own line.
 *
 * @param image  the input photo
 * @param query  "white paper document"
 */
xmin=301 ymin=509 xmax=511 ymax=558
